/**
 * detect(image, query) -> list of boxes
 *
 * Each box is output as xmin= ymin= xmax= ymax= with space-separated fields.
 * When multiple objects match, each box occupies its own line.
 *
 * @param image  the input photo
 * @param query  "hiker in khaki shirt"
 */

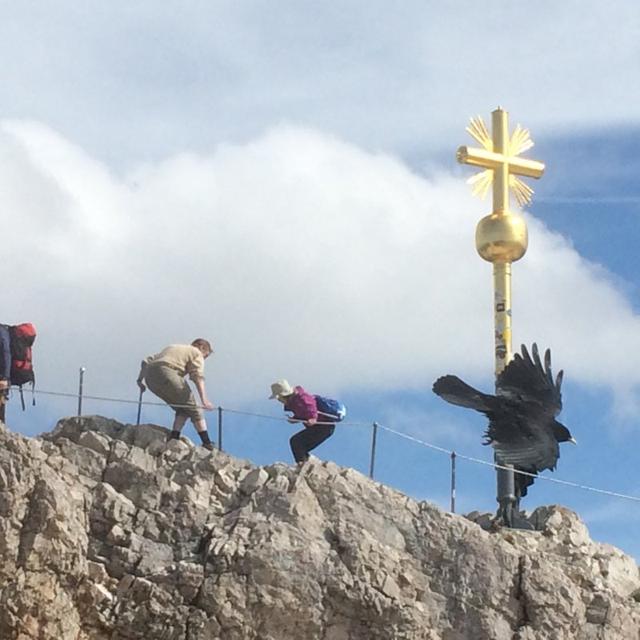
xmin=137 ymin=339 xmax=215 ymax=449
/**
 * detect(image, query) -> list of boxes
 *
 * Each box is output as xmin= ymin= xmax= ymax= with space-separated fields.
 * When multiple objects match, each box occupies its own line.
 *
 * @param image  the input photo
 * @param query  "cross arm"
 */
xmin=457 ymin=146 xmax=545 ymax=179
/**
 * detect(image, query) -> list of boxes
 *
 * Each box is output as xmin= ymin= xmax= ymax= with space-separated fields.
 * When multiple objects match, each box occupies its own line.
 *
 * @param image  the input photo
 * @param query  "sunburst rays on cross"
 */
xmin=463 ymin=115 xmax=539 ymax=207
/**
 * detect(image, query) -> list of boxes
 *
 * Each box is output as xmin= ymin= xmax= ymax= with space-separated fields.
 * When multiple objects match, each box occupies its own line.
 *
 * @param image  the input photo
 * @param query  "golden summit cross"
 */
xmin=456 ymin=108 xmax=545 ymax=211
xmin=455 ymin=107 xmax=547 ymax=529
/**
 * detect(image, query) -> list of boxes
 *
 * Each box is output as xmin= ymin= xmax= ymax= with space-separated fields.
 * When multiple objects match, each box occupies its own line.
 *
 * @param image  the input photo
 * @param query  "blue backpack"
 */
xmin=315 ymin=395 xmax=347 ymax=422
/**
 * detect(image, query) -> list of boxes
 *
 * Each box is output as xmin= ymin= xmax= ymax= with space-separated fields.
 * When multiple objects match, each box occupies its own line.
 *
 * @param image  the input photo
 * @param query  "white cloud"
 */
xmin=0 ymin=2 xmax=638 ymax=165
xmin=518 ymin=218 xmax=640 ymax=393
xmin=3 ymin=120 xmax=640 ymax=418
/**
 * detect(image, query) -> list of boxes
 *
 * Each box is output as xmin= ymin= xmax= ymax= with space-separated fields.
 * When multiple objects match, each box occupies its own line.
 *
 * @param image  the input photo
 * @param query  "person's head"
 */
xmin=192 ymin=338 xmax=213 ymax=358
xmin=269 ymin=379 xmax=294 ymax=403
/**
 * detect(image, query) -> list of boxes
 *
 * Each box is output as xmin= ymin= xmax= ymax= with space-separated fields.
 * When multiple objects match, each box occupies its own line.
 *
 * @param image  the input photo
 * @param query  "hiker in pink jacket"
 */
xmin=269 ymin=379 xmax=336 ymax=464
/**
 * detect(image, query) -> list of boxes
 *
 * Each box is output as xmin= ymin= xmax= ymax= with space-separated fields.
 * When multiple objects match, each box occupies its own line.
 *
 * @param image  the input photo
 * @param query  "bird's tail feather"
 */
xmin=432 ymin=375 xmax=493 ymax=412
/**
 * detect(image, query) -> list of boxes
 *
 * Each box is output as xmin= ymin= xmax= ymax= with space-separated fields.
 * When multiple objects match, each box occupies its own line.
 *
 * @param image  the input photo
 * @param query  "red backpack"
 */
xmin=9 ymin=323 xmax=36 ymax=388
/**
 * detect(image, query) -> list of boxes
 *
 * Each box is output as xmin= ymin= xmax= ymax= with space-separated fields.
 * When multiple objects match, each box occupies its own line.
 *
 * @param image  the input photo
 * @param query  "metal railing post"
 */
xmin=77 ymin=367 xmax=86 ymax=416
xmin=369 ymin=421 xmax=378 ymax=479
xmin=217 ymin=406 xmax=223 ymax=451
xmin=450 ymin=451 xmax=457 ymax=513
xmin=136 ymin=389 xmax=143 ymax=425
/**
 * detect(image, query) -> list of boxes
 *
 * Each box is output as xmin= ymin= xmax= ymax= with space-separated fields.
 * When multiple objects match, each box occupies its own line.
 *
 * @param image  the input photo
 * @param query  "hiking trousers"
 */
xmin=144 ymin=364 xmax=202 ymax=422
xmin=290 ymin=423 xmax=335 ymax=463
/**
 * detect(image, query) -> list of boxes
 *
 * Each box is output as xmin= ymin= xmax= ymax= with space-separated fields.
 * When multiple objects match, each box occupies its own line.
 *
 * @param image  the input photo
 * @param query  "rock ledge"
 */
xmin=0 ymin=416 xmax=639 ymax=639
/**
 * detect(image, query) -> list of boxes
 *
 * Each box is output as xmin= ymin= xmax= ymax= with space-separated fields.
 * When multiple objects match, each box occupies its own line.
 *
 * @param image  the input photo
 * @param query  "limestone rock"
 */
xmin=0 ymin=416 xmax=637 ymax=639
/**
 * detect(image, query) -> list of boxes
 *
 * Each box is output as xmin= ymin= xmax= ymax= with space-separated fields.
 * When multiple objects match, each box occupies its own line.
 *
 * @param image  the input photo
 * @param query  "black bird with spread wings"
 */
xmin=432 ymin=344 xmax=575 ymax=504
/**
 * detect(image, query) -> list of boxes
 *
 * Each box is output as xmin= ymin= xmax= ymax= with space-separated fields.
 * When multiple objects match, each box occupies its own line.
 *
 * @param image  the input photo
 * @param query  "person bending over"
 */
xmin=269 ymin=379 xmax=336 ymax=464
xmin=137 ymin=339 xmax=215 ymax=449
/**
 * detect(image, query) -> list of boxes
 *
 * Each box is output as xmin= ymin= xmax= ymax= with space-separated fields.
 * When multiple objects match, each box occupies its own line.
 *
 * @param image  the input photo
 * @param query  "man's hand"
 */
xmin=137 ymin=379 xmax=146 ymax=393
xmin=202 ymin=399 xmax=214 ymax=411
xmin=305 ymin=418 xmax=317 ymax=427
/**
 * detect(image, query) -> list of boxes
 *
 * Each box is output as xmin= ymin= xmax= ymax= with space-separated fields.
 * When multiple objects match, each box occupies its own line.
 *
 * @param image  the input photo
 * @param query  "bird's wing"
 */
xmin=497 ymin=344 xmax=563 ymax=417
xmin=432 ymin=375 xmax=494 ymax=413
xmin=488 ymin=412 xmax=560 ymax=472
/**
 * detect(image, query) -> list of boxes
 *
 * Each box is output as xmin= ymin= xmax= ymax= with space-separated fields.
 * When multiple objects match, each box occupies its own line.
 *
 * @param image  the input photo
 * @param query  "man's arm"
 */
xmin=194 ymin=377 xmax=214 ymax=411
xmin=136 ymin=361 xmax=147 ymax=392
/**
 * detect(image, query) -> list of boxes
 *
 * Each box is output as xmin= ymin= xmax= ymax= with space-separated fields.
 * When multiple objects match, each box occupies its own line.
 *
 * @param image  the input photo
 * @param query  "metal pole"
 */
xmin=491 ymin=109 xmax=526 ymax=527
xmin=494 ymin=261 xmax=516 ymax=526
xmin=369 ymin=421 xmax=378 ymax=479
xmin=450 ymin=451 xmax=457 ymax=513
xmin=77 ymin=367 xmax=86 ymax=417
xmin=136 ymin=389 xmax=143 ymax=425
xmin=217 ymin=406 xmax=223 ymax=451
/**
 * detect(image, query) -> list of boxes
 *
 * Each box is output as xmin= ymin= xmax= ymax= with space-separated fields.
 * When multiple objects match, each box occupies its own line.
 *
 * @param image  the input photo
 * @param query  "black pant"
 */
xmin=290 ymin=423 xmax=335 ymax=463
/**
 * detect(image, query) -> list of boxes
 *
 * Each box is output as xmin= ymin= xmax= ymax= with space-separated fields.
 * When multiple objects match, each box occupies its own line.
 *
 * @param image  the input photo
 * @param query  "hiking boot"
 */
xmin=202 ymin=442 xmax=215 ymax=451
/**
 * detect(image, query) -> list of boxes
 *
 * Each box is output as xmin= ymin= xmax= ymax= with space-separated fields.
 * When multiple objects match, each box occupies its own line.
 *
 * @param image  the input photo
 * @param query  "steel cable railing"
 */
xmin=8 ymin=381 xmax=640 ymax=510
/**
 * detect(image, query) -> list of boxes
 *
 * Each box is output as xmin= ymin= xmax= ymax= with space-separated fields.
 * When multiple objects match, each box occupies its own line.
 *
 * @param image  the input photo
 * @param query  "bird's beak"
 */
xmin=569 ymin=437 xmax=577 ymax=445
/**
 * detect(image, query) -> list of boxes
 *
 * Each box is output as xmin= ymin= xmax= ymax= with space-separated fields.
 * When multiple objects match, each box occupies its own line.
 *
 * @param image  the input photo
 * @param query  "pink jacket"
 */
xmin=283 ymin=386 xmax=318 ymax=421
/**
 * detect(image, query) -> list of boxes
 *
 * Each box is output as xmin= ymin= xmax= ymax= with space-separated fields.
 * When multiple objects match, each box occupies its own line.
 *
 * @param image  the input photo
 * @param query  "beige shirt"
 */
xmin=143 ymin=344 xmax=205 ymax=382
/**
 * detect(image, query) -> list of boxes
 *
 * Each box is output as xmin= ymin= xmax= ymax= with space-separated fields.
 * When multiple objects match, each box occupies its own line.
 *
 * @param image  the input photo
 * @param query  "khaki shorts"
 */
xmin=144 ymin=364 xmax=202 ymax=422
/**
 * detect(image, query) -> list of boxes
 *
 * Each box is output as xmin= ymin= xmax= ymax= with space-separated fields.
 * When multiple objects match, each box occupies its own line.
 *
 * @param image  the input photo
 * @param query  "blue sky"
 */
xmin=2 ymin=1 xmax=640 ymax=559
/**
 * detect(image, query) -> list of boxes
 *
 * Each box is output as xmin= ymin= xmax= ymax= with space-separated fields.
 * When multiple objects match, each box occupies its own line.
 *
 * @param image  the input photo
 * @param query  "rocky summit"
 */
xmin=0 ymin=417 xmax=639 ymax=639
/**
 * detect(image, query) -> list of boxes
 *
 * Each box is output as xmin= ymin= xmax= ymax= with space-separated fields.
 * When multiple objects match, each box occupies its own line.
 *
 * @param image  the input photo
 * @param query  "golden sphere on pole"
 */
xmin=475 ymin=212 xmax=528 ymax=263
